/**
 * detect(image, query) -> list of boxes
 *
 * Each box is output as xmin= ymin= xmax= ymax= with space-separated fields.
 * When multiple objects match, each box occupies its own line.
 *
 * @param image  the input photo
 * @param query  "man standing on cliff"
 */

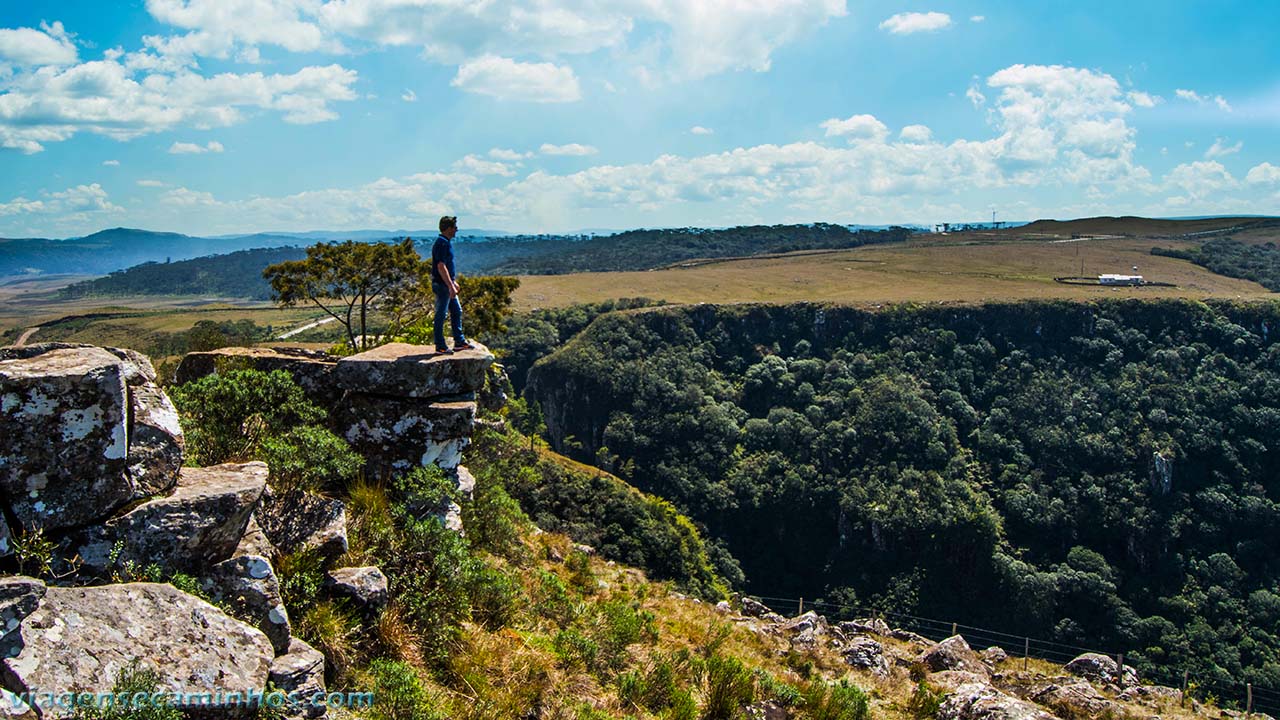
xmin=431 ymin=215 xmax=474 ymax=355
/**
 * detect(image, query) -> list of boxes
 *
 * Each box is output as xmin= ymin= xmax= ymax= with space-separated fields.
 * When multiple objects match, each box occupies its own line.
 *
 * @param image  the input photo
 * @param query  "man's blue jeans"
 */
xmin=432 ymin=283 xmax=466 ymax=349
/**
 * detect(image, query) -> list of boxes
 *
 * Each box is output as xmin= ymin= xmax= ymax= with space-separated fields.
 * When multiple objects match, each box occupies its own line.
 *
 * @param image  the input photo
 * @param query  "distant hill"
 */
xmin=51 ymin=223 xmax=915 ymax=299
xmin=1018 ymin=215 xmax=1280 ymax=237
xmin=0 ymin=228 xmax=302 ymax=278
xmin=58 ymin=247 xmax=306 ymax=300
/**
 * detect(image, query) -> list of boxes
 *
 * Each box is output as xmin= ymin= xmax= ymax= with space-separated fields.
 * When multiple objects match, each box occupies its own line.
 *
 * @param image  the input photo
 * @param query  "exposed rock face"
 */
xmin=780 ymin=611 xmax=827 ymax=648
xmin=234 ymin=515 xmax=278 ymax=560
xmin=0 ymin=344 xmax=183 ymax=533
xmin=938 ymin=682 xmax=1057 ymax=720
xmin=1064 ymin=652 xmax=1138 ymax=687
xmin=336 ymin=395 xmax=475 ymax=472
xmin=919 ymin=635 xmax=990 ymax=677
xmin=256 ymin=489 xmax=348 ymax=561
xmin=269 ymin=639 xmax=326 ymax=719
xmin=68 ymin=462 xmax=268 ymax=575
xmin=201 ymin=555 xmax=291 ymax=655
xmin=175 ymin=346 xmax=341 ymax=408
xmin=842 ymin=635 xmax=890 ymax=676
xmin=0 ymin=583 xmax=273 ymax=719
xmin=839 ymin=618 xmax=891 ymax=637
xmin=334 ymin=341 xmax=493 ymax=398
xmin=1029 ymin=681 xmax=1125 ymax=718
xmin=0 ymin=577 xmax=44 ymax=642
xmin=739 ymin=596 xmax=773 ymax=618
xmin=980 ymin=646 xmax=1008 ymax=666
xmin=324 ymin=566 xmax=388 ymax=613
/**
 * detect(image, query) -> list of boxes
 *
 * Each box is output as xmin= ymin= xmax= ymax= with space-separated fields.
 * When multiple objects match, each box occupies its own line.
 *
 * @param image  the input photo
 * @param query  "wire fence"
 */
xmin=749 ymin=594 xmax=1279 ymax=716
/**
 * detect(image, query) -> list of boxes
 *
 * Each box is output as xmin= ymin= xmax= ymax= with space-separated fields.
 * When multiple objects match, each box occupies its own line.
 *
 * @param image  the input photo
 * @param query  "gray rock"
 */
xmin=123 ymin=382 xmax=184 ymax=498
xmin=1064 ymin=652 xmax=1138 ymax=688
xmin=234 ymin=515 xmax=278 ymax=560
xmin=1028 ymin=681 xmax=1125 ymax=718
xmin=336 ymin=394 xmax=475 ymax=473
xmin=838 ymin=618 xmax=891 ymax=637
xmin=333 ymin=341 xmax=493 ymax=398
xmin=324 ymin=566 xmax=388 ymax=612
xmin=980 ymin=646 xmax=1008 ymax=666
xmin=889 ymin=628 xmax=933 ymax=645
xmin=0 ymin=344 xmax=184 ymax=535
xmin=269 ymin=638 xmax=326 ymax=719
xmin=739 ymin=596 xmax=773 ymax=618
xmin=0 ymin=346 xmax=132 ymax=531
xmin=918 ymin=635 xmax=990 ymax=677
xmin=175 ymin=346 xmax=340 ymax=409
xmin=201 ymin=554 xmax=291 ymax=655
xmin=0 ymin=583 xmax=273 ymax=719
xmin=0 ymin=517 xmax=10 ymax=559
xmin=938 ymin=682 xmax=1056 ymax=720
xmin=842 ymin=635 xmax=890 ymax=676
xmin=1115 ymin=683 xmax=1182 ymax=705
xmin=780 ymin=611 xmax=826 ymax=648
xmin=0 ymin=577 xmax=44 ymax=643
xmin=68 ymin=462 xmax=268 ymax=575
xmin=454 ymin=465 xmax=476 ymax=500
xmin=256 ymin=488 xmax=348 ymax=562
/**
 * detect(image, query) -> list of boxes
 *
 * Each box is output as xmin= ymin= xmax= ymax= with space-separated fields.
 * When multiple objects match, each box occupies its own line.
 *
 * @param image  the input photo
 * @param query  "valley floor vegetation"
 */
xmin=525 ymin=298 xmax=1280 ymax=693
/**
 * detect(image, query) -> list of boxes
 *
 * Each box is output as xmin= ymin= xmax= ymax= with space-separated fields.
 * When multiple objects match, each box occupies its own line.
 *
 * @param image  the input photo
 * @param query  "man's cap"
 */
xmin=439 ymin=215 xmax=457 ymax=232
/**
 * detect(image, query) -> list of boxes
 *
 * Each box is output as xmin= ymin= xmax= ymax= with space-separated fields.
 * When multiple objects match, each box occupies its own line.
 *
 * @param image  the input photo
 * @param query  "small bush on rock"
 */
xmin=259 ymin=425 xmax=362 ymax=492
xmin=171 ymin=369 xmax=325 ymax=465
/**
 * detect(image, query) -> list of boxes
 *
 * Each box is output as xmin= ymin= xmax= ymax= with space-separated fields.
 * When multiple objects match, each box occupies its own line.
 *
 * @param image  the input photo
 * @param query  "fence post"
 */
xmin=951 ymin=622 xmax=957 ymax=637
xmin=1180 ymin=669 xmax=1188 ymax=708
xmin=1247 ymin=683 xmax=1253 ymax=716
xmin=798 ymin=597 xmax=803 ymax=615
xmin=1116 ymin=652 xmax=1124 ymax=683
xmin=1023 ymin=637 xmax=1030 ymax=672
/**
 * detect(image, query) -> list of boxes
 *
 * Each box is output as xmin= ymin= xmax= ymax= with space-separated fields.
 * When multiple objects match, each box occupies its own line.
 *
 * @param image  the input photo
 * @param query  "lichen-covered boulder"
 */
xmin=842 ymin=635 xmax=890 ymax=676
xmin=918 ymin=635 xmax=990 ymax=677
xmin=324 ymin=566 xmax=388 ymax=613
xmin=174 ymin=346 xmax=340 ymax=408
xmin=67 ymin=462 xmax=267 ymax=575
xmin=269 ymin=638 xmax=326 ymax=719
xmin=336 ymin=395 xmax=475 ymax=472
xmin=938 ymin=682 xmax=1057 ymax=720
xmin=200 ymin=555 xmax=291 ymax=655
xmin=1029 ymin=681 xmax=1125 ymax=718
xmin=0 ymin=583 xmax=273 ymax=719
xmin=0 ymin=576 xmax=44 ymax=643
xmin=1064 ymin=653 xmax=1138 ymax=688
xmin=0 ymin=344 xmax=183 ymax=535
xmin=838 ymin=618 xmax=891 ymax=637
xmin=255 ymin=489 xmax=348 ymax=562
xmin=334 ymin=341 xmax=493 ymax=398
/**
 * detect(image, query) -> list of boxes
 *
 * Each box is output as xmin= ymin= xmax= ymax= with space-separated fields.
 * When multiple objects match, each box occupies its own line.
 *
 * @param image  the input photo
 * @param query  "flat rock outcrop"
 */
xmin=334 ymin=341 xmax=492 ymax=398
xmin=0 ymin=582 xmax=273 ymax=719
xmin=0 ymin=344 xmax=183 ymax=533
xmin=175 ymin=346 xmax=341 ymax=408
xmin=68 ymin=462 xmax=267 ymax=575
xmin=337 ymin=395 xmax=475 ymax=472
xmin=324 ymin=566 xmax=388 ymax=613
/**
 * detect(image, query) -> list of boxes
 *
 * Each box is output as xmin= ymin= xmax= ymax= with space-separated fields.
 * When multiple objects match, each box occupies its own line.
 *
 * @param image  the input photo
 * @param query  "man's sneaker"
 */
xmin=454 ymin=342 xmax=476 ymax=351
xmin=435 ymin=347 xmax=454 ymax=355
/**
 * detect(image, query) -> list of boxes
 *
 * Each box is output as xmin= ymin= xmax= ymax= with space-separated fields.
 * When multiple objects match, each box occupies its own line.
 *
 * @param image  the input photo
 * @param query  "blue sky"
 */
xmin=1 ymin=0 xmax=1277 ymax=237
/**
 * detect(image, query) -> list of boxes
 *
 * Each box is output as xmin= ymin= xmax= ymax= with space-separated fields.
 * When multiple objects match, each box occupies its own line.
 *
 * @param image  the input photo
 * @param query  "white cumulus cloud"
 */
xmin=899 ymin=124 xmax=932 ymax=142
xmin=1204 ymin=138 xmax=1242 ymax=159
xmin=451 ymin=55 xmax=580 ymax=103
xmin=169 ymin=140 xmax=224 ymax=154
xmin=690 ymin=126 xmax=714 ymax=135
xmin=540 ymin=142 xmax=598 ymax=156
xmin=879 ymin=12 xmax=952 ymax=34
xmin=0 ymin=22 xmax=78 ymax=66
xmin=821 ymin=114 xmax=889 ymax=141
xmin=1246 ymin=162 xmax=1280 ymax=185
xmin=102 ymin=159 xmax=120 ymax=166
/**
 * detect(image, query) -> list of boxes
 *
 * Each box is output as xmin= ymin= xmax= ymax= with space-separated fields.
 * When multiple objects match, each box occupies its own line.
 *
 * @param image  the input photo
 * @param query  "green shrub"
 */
xmin=392 ymin=464 xmax=457 ymax=511
xmin=259 ymin=425 xmax=362 ymax=492
xmin=907 ymin=681 xmax=945 ymax=720
xmin=701 ymin=655 xmax=755 ymax=720
xmin=298 ymin=600 xmax=360 ymax=682
xmin=534 ymin=570 xmax=581 ymax=628
xmin=385 ymin=513 xmax=476 ymax=672
xmin=362 ymin=659 xmax=445 ymax=720
xmin=802 ymin=680 xmax=869 ymax=720
xmin=553 ymin=628 xmax=599 ymax=671
xmin=170 ymin=369 xmax=325 ymax=464
xmin=594 ymin=599 xmax=658 ymax=673
xmin=462 ymin=471 xmax=530 ymax=562
xmin=276 ymin=548 xmax=328 ymax=612
xmin=466 ymin=562 xmax=521 ymax=631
